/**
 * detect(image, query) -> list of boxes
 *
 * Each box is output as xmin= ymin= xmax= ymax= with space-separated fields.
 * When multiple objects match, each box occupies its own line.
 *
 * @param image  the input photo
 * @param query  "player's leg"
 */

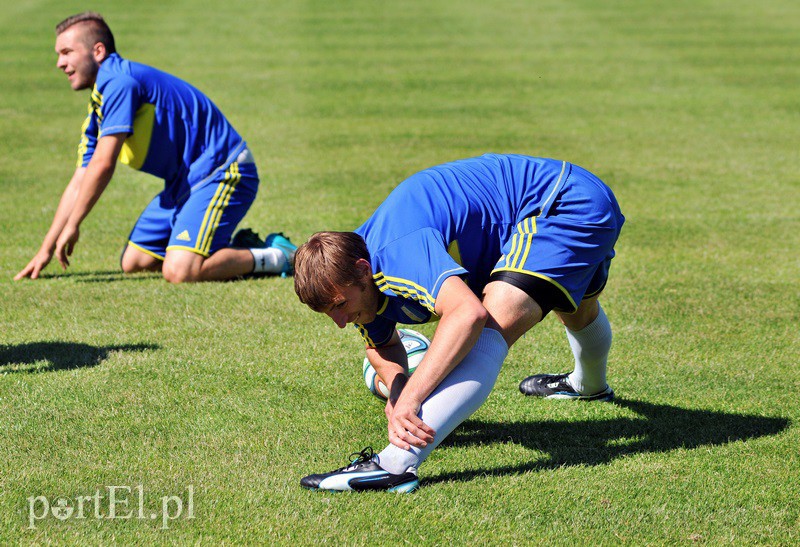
xmin=160 ymin=160 xmax=295 ymax=283
xmin=372 ymin=279 xmax=547 ymax=476
xmin=554 ymin=294 xmax=613 ymax=396
xmin=517 ymin=165 xmax=624 ymax=400
xmin=121 ymin=245 xmax=162 ymax=273
xmin=121 ymin=192 xmax=171 ymax=274
xmin=301 ymin=327 xmax=510 ymax=491
xmin=302 ymin=279 xmax=550 ymax=490
xmin=161 ymin=247 xmax=254 ymax=283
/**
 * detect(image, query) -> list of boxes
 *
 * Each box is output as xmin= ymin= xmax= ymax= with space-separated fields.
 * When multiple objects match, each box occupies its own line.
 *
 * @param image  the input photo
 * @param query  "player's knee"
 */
xmin=161 ymin=259 xmax=203 ymax=284
xmin=162 ymin=264 xmax=196 ymax=284
xmin=121 ymin=247 xmax=161 ymax=274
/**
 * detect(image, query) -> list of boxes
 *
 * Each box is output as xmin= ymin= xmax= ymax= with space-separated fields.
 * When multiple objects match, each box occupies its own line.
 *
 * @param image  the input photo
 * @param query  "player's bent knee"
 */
xmin=121 ymin=246 xmax=163 ymax=274
xmin=162 ymin=251 xmax=205 ymax=283
xmin=161 ymin=263 xmax=199 ymax=284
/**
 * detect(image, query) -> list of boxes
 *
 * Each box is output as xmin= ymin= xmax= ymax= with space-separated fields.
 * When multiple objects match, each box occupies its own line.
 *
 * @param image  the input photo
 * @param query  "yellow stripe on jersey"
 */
xmin=355 ymin=323 xmax=377 ymax=348
xmin=91 ymin=85 xmax=103 ymax=120
xmin=117 ymin=103 xmax=155 ymax=170
xmin=373 ymin=272 xmax=436 ymax=313
xmin=447 ymin=239 xmax=462 ymax=265
xmin=197 ymin=163 xmax=241 ymax=255
xmin=76 ymin=101 xmax=93 ymax=167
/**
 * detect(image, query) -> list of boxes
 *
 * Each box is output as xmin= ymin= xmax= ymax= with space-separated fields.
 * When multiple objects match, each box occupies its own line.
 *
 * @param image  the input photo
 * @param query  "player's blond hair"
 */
xmin=294 ymin=232 xmax=371 ymax=312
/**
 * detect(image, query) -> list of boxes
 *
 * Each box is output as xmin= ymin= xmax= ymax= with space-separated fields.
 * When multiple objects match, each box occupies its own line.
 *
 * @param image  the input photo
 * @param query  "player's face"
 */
xmin=55 ymin=26 xmax=100 ymax=91
xmin=324 ymin=283 xmax=379 ymax=329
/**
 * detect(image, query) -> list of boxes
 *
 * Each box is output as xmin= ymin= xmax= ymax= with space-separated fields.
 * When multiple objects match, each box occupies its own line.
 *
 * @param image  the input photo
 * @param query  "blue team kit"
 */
xmin=78 ymin=53 xmax=258 ymax=259
xmin=354 ymin=154 xmax=625 ymax=347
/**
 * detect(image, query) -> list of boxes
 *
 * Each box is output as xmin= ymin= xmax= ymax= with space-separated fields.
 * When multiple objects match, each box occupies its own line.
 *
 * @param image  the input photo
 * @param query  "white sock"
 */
xmin=250 ymin=247 xmax=287 ymax=274
xmin=566 ymin=304 xmax=612 ymax=395
xmin=376 ymin=328 xmax=509 ymax=475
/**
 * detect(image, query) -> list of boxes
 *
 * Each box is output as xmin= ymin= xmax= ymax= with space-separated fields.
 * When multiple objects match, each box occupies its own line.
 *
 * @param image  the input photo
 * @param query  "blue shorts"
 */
xmin=127 ymin=155 xmax=259 ymax=260
xmin=491 ymin=164 xmax=624 ymax=312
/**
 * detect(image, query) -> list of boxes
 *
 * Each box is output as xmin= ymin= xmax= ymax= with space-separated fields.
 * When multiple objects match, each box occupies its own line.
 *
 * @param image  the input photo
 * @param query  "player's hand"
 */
xmin=14 ymin=249 xmax=54 ymax=280
xmin=55 ymin=224 xmax=80 ymax=270
xmin=386 ymin=394 xmax=435 ymax=451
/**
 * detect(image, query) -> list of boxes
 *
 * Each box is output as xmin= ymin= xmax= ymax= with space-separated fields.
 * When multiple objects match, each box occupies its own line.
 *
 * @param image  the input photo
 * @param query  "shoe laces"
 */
xmin=343 ymin=447 xmax=375 ymax=470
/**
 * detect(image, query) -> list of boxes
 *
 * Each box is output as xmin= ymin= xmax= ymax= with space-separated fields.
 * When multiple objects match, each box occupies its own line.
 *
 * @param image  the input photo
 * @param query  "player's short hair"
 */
xmin=56 ymin=12 xmax=116 ymax=54
xmin=294 ymin=231 xmax=372 ymax=312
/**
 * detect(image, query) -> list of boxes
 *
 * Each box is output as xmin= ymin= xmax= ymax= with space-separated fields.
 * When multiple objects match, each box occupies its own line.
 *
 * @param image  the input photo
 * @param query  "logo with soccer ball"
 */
xmin=51 ymin=499 xmax=74 ymax=520
xmin=362 ymin=328 xmax=430 ymax=399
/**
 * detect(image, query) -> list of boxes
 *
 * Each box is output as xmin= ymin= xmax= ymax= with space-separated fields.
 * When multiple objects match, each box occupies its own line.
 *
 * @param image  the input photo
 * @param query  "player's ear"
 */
xmin=354 ymin=258 xmax=372 ymax=280
xmin=92 ymin=42 xmax=107 ymax=62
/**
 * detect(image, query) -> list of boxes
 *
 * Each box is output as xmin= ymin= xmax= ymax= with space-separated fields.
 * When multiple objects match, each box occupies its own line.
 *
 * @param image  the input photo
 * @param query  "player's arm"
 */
xmin=54 ymin=133 xmax=127 ymax=269
xmin=14 ymin=166 xmax=87 ymax=280
xmin=366 ymin=330 xmax=409 ymax=401
xmin=387 ymin=276 xmax=488 ymax=450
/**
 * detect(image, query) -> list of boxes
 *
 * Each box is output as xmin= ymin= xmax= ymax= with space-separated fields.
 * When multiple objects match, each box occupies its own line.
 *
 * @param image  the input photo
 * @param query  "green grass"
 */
xmin=1 ymin=0 xmax=799 ymax=543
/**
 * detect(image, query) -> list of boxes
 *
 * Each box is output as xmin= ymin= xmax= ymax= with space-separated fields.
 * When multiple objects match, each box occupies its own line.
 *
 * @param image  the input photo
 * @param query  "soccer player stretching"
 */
xmin=294 ymin=154 xmax=624 ymax=492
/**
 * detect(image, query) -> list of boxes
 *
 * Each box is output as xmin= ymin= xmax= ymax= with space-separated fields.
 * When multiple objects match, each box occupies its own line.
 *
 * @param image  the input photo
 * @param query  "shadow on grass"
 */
xmin=32 ymin=270 xmax=162 ymax=283
xmin=0 ymin=341 xmax=159 ymax=373
xmin=427 ymin=398 xmax=790 ymax=485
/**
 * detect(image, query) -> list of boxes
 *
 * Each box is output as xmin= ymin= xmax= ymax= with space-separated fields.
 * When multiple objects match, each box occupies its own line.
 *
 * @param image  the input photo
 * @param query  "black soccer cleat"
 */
xmin=300 ymin=447 xmax=419 ymax=493
xmin=519 ymin=373 xmax=614 ymax=401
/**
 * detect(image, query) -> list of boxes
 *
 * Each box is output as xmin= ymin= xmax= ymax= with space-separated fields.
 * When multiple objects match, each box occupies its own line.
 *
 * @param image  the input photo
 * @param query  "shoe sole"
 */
xmin=301 ymin=480 xmax=420 ymax=493
xmin=545 ymin=389 xmax=615 ymax=402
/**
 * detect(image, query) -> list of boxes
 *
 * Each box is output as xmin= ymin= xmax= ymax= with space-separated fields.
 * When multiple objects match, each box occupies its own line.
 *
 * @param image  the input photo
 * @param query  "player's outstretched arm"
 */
xmin=387 ymin=276 xmax=488 ymax=450
xmin=53 ymin=134 xmax=125 ymax=270
xmin=14 ymin=166 xmax=87 ymax=280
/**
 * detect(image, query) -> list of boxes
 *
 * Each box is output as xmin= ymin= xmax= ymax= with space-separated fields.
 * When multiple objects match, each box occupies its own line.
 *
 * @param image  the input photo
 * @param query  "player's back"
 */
xmin=360 ymin=154 xmax=568 ymax=249
xmin=95 ymin=54 xmax=244 ymax=194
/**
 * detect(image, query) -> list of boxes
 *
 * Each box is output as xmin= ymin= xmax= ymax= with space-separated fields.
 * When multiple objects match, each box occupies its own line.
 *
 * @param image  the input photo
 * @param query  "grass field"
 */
xmin=1 ymin=0 xmax=799 ymax=543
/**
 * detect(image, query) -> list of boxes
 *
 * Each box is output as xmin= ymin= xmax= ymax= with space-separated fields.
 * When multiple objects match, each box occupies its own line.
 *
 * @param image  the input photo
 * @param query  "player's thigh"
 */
xmin=481 ymin=281 xmax=544 ymax=347
xmin=492 ymin=196 xmax=622 ymax=315
xmin=123 ymin=193 xmax=173 ymax=272
xmin=165 ymin=166 xmax=258 ymax=259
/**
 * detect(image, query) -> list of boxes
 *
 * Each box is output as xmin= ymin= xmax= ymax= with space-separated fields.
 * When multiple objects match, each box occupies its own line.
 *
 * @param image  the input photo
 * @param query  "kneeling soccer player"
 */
xmin=15 ymin=12 xmax=296 ymax=283
xmin=294 ymin=154 xmax=625 ymax=492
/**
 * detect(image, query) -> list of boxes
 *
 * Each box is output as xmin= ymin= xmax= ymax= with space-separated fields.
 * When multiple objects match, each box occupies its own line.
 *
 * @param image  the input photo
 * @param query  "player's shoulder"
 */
xmin=96 ymin=54 xmax=140 ymax=91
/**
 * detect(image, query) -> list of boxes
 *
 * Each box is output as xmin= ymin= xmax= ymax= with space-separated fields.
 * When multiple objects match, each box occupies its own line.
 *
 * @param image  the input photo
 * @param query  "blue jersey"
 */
xmin=353 ymin=154 xmax=623 ymax=347
xmin=78 ymin=53 xmax=246 ymax=206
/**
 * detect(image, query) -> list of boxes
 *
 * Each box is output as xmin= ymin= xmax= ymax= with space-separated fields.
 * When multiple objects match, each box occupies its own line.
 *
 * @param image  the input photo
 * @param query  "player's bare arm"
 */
xmin=365 ymin=330 xmax=409 ymax=404
xmin=54 ymin=133 xmax=126 ymax=269
xmin=387 ymin=276 xmax=488 ymax=450
xmin=15 ymin=167 xmax=85 ymax=280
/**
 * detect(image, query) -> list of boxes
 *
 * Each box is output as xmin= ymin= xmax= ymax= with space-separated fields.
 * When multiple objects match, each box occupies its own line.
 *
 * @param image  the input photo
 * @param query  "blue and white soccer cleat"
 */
xmin=264 ymin=232 xmax=297 ymax=277
xmin=519 ymin=373 xmax=614 ymax=401
xmin=300 ymin=447 xmax=419 ymax=493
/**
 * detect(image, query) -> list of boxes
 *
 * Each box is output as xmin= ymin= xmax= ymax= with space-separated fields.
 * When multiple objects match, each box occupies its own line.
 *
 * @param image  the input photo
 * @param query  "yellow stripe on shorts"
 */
xmin=500 ymin=216 xmax=537 ymax=270
xmin=196 ymin=163 xmax=242 ymax=254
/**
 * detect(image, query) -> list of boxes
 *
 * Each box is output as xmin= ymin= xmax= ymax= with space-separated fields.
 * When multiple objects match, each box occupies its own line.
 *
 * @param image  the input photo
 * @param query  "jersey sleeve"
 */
xmin=97 ymin=75 xmax=140 ymax=138
xmin=372 ymin=228 xmax=467 ymax=312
